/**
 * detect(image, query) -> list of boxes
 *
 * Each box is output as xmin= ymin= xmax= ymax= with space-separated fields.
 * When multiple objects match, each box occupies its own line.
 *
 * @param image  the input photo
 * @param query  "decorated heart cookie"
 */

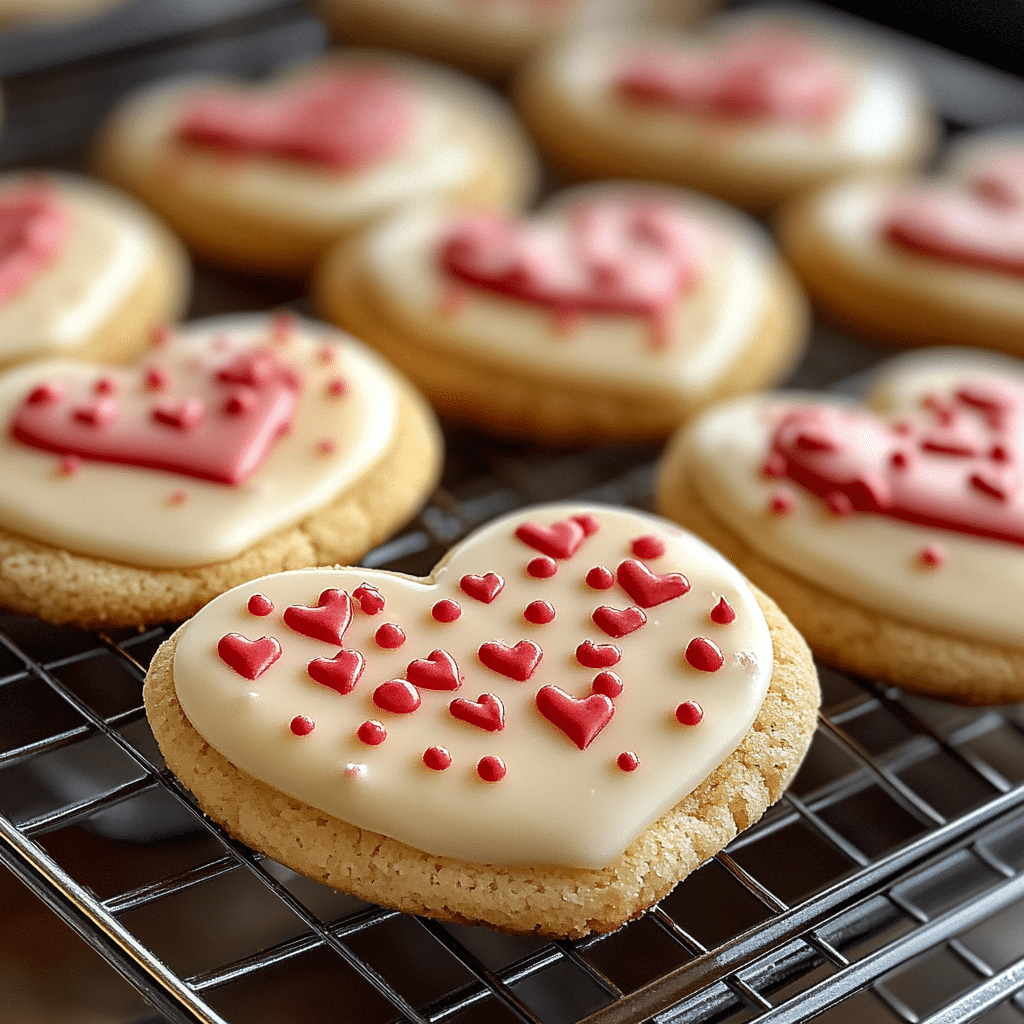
xmin=147 ymin=503 xmax=818 ymax=934
xmin=91 ymin=54 xmax=538 ymax=276
xmin=514 ymin=17 xmax=936 ymax=211
xmin=0 ymin=312 xmax=442 ymax=628
xmin=315 ymin=182 xmax=808 ymax=440
xmin=660 ymin=348 xmax=1024 ymax=702
xmin=0 ymin=172 xmax=190 ymax=370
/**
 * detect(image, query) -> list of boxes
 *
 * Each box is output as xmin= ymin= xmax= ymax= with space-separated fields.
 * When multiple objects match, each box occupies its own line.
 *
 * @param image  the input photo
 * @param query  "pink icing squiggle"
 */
xmin=0 ymin=185 xmax=68 ymax=306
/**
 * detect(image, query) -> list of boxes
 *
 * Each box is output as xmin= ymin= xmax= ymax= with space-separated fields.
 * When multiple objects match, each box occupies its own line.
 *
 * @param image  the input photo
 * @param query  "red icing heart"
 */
xmin=884 ymin=152 xmax=1024 ymax=277
xmin=575 ymin=640 xmax=621 ymax=668
xmin=177 ymin=68 xmax=415 ymax=172
xmin=307 ymin=649 xmax=365 ymax=695
xmin=616 ymin=558 xmax=690 ymax=607
xmin=592 ymin=605 xmax=648 ymax=638
xmin=616 ymin=26 xmax=845 ymax=124
xmin=515 ymin=518 xmax=588 ymax=560
xmin=478 ymin=639 xmax=543 ymax=681
xmin=459 ymin=572 xmax=505 ymax=603
xmin=217 ymin=632 xmax=282 ymax=680
xmin=353 ymin=584 xmax=385 ymax=614
xmin=536 ymin=686 xmax=615 ymax=750
xmin=449 ymin=692 xmax=505 ymax=732
xmin=406 ymin=649 xmax=461 ymax=691
xmin=771 ymin=377 xmax=1024 ymax=544
xmin=11 ymin=347 xmax=300 ymax=485
xmin=0 ymin=185 xmax=68 ymax=306
xmin=283 ymin=589 xmax=353 ymax=646
xmin=440 ymin=199 xmax=704 ymax=350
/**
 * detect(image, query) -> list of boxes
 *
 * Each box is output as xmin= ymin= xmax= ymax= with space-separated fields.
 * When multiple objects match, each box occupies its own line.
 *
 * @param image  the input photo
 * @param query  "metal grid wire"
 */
xmin=2 ymin=1 xmax=1024 ymax=1022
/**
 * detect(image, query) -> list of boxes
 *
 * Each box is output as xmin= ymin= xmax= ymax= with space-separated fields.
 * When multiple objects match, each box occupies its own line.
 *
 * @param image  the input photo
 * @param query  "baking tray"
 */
xmin=1 ymin=2 xmax=1023 ymax=1022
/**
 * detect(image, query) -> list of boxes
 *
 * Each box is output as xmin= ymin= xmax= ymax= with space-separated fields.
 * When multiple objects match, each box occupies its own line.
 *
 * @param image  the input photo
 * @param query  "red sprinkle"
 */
xmin=28 ymin=381 xmax=65 ymax=404
xmin=676 ymin=700 xmax=704 ymax=726
xmin=527 ymin=556 xmax=558 ymax=578
xmin=710 ymin=597 xmax=736 ymax=625
xmin=145 ymin=366 xmax=167 ymax=390
xmin=769 ymin=491 xmax=794 ymax=515
xmin=631 ymin=534 xmax=666 ymax=559
xmin=59 ymin=455 xmax=80 ymax=476
xmin=585 ymin=566 xmax=615 ymax=590
xmin=353 ymin=584 xmax=385 ymax=615
xmin=592 ymin=671 xmax=623 ymax=698
xmin=327 ymin=378 xmax=348 ymax=397
xmin=477 ymin=755 xmax=506 ymax=782
xmin=150 ymin=324 xmax=171 ymax=348
xmin=375 ymin=623 xmax=406 ymax=649
xmin=616 ymin=751 xmax=640 ymax=772
xmin=317 ymin=346 xmax=335 ymax=364
xmin=94 ymin=376 xmax=117 ymax=395
xmin=685 ymin=637 xmax=724 ymax=672
xmin=524 ymin=600 xmax=555 ymax=624
xmin=247 ymin=593 xmax=274 ymax=616
xmin=289 ymin=715 xmax=315 ymax=736
xmin=920 ymin=544 xmax=945 ymax=568
xmin=423 ymin=746 xmax=452 ymax=771
xmin=432 ymin=599 xmax=462 ymax=623
xmin=224 ymin=389 xmax=256 ymax=416
xmin=357 ymin=720 xmax=387 ymax=745
xmin=168 ymin=490 xmax=188 ymax=505
xmin=373 ymin=679 xmax=420 ymax=714
xmin=316 ymin=439 xmax=336 ymax=455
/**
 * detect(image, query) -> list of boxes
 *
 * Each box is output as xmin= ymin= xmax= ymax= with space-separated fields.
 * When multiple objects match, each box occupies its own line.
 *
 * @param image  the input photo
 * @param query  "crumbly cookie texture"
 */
xmin=144 ymin=586 xmax=817 ymax=938
xmin=656 ymin=427 xmax=1024 ymax=705
xmin=0 ymin=381 xmax=441 ymax=629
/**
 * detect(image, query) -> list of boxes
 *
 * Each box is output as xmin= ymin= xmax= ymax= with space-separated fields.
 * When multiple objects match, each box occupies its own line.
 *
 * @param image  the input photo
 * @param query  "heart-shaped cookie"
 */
xmin=0 ymin=312 xmax=442 ymax=628
xmin=147 ymin=503 xmax=817 ymax=935
xmin=0 ymin=173 xmax=190 ymax=370
xmin=315 ymin=182 xmax=808 ymax=441
xmin=659 ymin=348 xmax=1024 ymax=703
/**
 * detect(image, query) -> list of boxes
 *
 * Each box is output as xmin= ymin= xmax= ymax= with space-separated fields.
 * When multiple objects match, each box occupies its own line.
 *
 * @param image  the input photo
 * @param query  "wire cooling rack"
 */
xmin=2 ymin=1 xmax=1024 ymax=1022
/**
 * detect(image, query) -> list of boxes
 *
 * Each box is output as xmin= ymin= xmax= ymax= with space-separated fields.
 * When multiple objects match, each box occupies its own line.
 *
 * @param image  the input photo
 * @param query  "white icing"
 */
xmin=0 ymin=314 xmax=400 ymax=567
xmin=360 ymin=187 xmax=773 ymax=398
xmin=172 ymin=504 xmax=774 ymax=869
xmin=685 ymin=350 xmax=1024 ymax=648
xmin=0 ymin=175 xmax=156 ymax=362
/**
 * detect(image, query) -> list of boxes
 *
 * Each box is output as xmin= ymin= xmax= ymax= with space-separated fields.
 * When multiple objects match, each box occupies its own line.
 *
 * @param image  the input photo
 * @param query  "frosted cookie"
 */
xmin=515 ymin=15 xmax=936 ymax=211
xmin=314 ymin=182 xmax=808 ymax=442
xmin=90 ymin=53 xmax=538 ymax=276
xmin=0 ymin=313 xmax=442 ymax=628
xmin=778 ymin=133 xmax=1024 ymax=351
xmin=0 ymin=172 xmax=190 ymax=371
xmin=657 ymin=348 xmax=1024 ymax=704
xmin=144 ymin=503 xmax=818 ymax=937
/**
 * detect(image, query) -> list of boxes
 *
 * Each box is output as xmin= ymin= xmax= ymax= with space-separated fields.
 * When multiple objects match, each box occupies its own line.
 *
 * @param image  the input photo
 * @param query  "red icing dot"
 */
xmin=145 ymin=366 xmax=168 ymax=390
xmin=592 ymin=671 xmax=623 ymax=698
xmin=327 ymin=378 xmax=348 ymax=397
xmin=223 ymin=389 xmax=256 ymax=416
xmin=676 ymin=700 xmax=704 ymax=726
xmin=94 ymin=376 xmax=117 ymax=396
xmin=373 ymin=679 xmax=420 ymax=713
xmin=710 ymin=597 xmax=736 ymax=625
xmin=576 ymin=640 xmax=621 ymax=668
xmin=247 ymin=593 xmax=274 ymax=616
xmin=586 ymin=565 xmax=615 ymax=590
xmin=685 ymin=637 xmax=724 ymax=672
xmin=59 ymin=455 xmax=80 ymax=476
xmin=992 ymin=444 xmax=1009 ymax=462
xmin=375 ymin=623 xmax=406 ymax=649
xmin=920 ymin=544 xmax=945 ymax=568
xmin=762 ymin=453 xmax=786 ymax=478
xmin=769 ymin=491 xmax=793 ymax=514
xmin=460 ymin=572 xmax=504 ymax=603
xmin=573 ymin=513 xmax=601 ymax=537
xmin=617 ymin=751 xmax=640 ymax=772
xmin=524 ymin=600 xmax=555 ymax=624
xmin=826 ymin=491 xmax=853 ymax=516
xmin=168 ymin=490 xmax=188 ymax=505
xmin=289 ymin=715 xmax=315 ymax=736
xmin=28 ymin=382 xmax=65 ymax=405
xmin=432 ymin=599 xmax=462 ymax=623
xmin=74 ymin=397 xmax=117 ymax=427
xmin=527 ymin=556 xmax=558 ymax=578
xmin=353 ymin=584 xmax=385 ymax=614
xmin=891 ymin=450 xmax=910 ymax=470
xmin=423 ymin=746 xmax=452 ymax=771
xmin=631 ymin=534 xmax=666 ymax=559
xmin=357 ymin=720 xmax=387 ymax=745
xmin=316 ymin=439 xmax=335 ymax=455
xmin=317 ymin=346 xmax=335 ymax=364
xmin=477 ymin=755 xmax=506 ymax=782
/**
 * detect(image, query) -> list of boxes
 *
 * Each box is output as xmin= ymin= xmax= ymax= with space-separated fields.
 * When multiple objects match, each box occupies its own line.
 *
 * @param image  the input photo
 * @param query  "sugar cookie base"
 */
xmin=144 ymin=586 xmax=817 ymax=938
xmin=656 ymin=428 xmax=1024 ymax=704
xmin=314 ymin=238 xmax=807 ymax=443
xmin=0 ymin=381 xmax=442 ymax=629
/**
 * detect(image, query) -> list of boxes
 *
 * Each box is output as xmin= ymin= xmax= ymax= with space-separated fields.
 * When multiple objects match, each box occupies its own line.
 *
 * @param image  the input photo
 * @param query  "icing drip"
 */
xmin=439 ymin=200 xmax=705 ymax=350
xmin=0 ymin=185 xmax=68 ymax=306
xmin=177 ymin=68 xmax=415 ymax=172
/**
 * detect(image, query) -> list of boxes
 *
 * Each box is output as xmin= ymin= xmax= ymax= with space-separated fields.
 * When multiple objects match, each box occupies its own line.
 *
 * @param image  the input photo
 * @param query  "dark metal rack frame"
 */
xmin=2 ymin=2 xmax=1024 ymax=1022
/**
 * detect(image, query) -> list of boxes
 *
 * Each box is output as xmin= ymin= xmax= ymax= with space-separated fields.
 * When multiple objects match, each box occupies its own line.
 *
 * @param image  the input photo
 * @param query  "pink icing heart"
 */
xmin=616 ymin=26 xmax=845 ymax=124
xmin=406 ymin=649 xmax=461 ymax=691
xmin=217 ymin=632 xmax=282 ymax=680
xmin=449 ymin=692 xmax=505 ymax=732
xmin=478 ymin=639 xmax=543 ymax=681
xmin=439 ymin=199 xmax=705 ymax=350
xmin=884 ymin=152 xmax=1024 ymax=276
xmin=770 ymin=377 xmax=1024 ymax=544
xmin=307 ymin=649 xmax=365 ymax=695
xmin=459 ymin=572 xmax=505 ymax=603
xmin=616 ymin=558 xmax=691 ymax=607
xmin=536 ymin=686 xmax=615 ymax=750
xmin=11 ymin=348 xmax=300 ymax=485
xmin=0 ymin=185 xmax=68 ymax=306
xmin=177 ymin=68 xmax=415 ymax=172
xmin=515 ymin=518 xmax=588 ymax=560
xmin=575 ymin=640 xmax=621 ymax=668
xmin=283 ymin=589 xmax=353 ymax=646
xmin=592 ymin=605 xmax=648 ymax=638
